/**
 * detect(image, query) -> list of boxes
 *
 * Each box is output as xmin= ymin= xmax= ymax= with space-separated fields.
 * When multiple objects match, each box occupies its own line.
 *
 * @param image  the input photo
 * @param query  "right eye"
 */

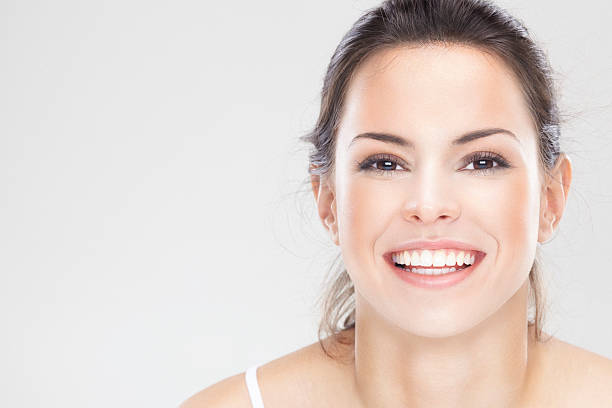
xmin=358 ymin=153 xmax=408 ymax=175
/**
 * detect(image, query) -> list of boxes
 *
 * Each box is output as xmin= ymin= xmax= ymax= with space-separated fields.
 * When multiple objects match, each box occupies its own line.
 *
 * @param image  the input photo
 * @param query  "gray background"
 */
xmin=1 ymin=0 xmax=610 ymax=407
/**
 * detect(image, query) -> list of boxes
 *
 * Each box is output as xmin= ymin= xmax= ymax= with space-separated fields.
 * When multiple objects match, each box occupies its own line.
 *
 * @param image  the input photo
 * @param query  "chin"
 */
xmin=382 ymin=302 xmax=495 ymax=339
xmin=400 ymin=316 xmax=478 ymax=339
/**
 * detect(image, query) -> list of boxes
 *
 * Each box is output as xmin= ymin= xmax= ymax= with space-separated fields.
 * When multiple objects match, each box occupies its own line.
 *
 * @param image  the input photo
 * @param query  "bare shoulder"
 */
xmin=250 ymin=335 xmax=355 ymax=408
xmin=178 ymin=333 xmax=353 ymax=408
xmin=178 ymin=371 xmax=252 ymax=408
xmin=538 ymin=333 xmax=612 ymax=405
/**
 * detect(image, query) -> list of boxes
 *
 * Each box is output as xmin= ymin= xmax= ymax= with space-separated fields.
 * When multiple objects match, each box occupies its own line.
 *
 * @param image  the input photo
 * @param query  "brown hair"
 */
xmin=300 ymin=0 xmax=560 ymax=360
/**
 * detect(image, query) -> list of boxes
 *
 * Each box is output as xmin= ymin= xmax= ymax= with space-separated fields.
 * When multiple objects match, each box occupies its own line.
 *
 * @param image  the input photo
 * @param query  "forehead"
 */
xmin=338 ymin=44 xmax=536 ymax=148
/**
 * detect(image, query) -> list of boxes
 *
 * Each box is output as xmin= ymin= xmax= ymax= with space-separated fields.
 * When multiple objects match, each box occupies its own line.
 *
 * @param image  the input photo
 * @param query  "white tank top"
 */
xmin=245 ymin=364 xmax=265 ymax=408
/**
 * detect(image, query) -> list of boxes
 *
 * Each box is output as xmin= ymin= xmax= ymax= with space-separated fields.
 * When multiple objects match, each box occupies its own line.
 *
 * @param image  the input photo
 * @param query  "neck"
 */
xmin=349 ymin=280 xmax=539 ymax=408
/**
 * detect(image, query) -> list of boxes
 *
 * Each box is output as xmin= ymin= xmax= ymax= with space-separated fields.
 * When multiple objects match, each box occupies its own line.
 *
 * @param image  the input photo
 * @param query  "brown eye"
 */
xmin=468 ymin=159 xmax=496 ymax=170
xmin=462 ymin=151 xmax=510 ymax=175
xmin=374 ymin=159 xmax=399 ymax=171
xmin=358 ymin=154 xmax=408 ymax=174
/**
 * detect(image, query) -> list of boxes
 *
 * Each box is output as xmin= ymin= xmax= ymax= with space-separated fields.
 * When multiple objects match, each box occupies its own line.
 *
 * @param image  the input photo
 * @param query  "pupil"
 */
xmin=380 ymin=160 xmax=394 ymax=170
xmin=476 ymin=159 xmax=491 ymax=169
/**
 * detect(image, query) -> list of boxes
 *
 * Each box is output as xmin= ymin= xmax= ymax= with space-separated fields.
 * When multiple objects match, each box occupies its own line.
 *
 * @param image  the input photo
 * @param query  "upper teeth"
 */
xmin=391 ymin=249 xmax=476 ymax=267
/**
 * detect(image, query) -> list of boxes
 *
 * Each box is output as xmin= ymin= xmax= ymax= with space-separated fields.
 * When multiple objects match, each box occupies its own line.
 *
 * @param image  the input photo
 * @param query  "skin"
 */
xmin=310 ymin=43 xmax=573 ymax=407
xmin=180 ymin=43 xmax=612 ymax=408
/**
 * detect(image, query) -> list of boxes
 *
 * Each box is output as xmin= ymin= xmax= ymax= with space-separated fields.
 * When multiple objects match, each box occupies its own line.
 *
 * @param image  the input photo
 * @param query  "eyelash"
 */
xmin=357 ymin=151 xmax=511 ymax=177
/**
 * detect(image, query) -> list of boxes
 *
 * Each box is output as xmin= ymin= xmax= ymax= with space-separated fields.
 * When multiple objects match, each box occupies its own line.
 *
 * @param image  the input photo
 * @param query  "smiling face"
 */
xmin=322 ymin=44 xmax=548 ymax=337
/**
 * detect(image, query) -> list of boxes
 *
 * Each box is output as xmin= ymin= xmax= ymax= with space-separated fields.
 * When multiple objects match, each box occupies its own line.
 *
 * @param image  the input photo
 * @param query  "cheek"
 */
xmin=336 ymin=178 xmax=399 ymax=270
xmin=469 ymin=171 xmax=540 ymax=271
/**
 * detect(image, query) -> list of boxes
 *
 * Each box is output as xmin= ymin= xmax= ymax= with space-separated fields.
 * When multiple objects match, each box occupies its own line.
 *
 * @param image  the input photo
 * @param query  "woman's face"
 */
xmin=328 ymin=44 xmax=546 ymax=337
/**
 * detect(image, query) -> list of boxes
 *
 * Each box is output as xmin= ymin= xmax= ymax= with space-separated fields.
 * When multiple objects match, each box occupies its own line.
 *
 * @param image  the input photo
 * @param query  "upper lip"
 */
xmin=386 ymin=239 xmax=486 ymax=256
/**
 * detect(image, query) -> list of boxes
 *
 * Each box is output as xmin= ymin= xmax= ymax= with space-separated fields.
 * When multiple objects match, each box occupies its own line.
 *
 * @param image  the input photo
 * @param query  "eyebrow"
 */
xmin=348 ymin=128 xmax=520 ymax=149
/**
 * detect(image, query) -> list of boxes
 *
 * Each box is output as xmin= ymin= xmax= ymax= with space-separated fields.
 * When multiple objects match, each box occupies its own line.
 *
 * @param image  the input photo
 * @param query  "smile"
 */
xmin=391 ymin=249 xmax=477 ymax=276
xmin=384 ymin=245 xmax=487 ymax=289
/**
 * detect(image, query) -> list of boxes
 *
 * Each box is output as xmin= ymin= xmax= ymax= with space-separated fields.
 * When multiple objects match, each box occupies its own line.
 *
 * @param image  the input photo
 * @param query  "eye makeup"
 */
xmin=356 ymin=150 xmax=512 ymax=177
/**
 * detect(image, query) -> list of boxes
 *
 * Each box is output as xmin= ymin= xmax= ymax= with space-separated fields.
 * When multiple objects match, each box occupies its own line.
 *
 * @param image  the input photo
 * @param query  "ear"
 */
xmin=310 ymin=170 xmax=339 ymax=246
xmin=538 ymin=153 xmax=572 ymax=243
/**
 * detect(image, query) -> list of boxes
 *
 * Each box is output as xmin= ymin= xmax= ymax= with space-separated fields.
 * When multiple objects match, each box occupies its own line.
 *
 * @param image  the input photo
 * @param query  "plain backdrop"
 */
xmin=1 ymin=0 xmax=611 ymax=407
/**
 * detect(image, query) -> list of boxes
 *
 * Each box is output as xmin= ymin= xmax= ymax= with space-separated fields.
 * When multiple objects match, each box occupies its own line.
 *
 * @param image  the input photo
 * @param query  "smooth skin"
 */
xmin=181 ymin=44 xmax=612 ymax=408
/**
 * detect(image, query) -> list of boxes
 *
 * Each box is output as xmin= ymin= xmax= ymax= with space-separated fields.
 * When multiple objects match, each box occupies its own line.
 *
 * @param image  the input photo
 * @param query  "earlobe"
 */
xmin=537 ymin=153 xmax=572 ymax=244
xmin=328 ymin=197 xmax=339 ymax=246
xmin=311 ymin=173 xmax=340 ymax=246
xmin=537 ymin=191 xmax=551 ymax=243
xmin=537 ymin=206 xmax=555 ymax=244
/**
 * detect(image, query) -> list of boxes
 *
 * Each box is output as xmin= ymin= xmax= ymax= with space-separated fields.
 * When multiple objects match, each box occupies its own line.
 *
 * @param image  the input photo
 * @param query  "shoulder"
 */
xmin=537 ymin=333 xmax=612 ymax=405
xmin=246 ymin=338 xmax=353 ymax=408
xmin=178 ymin=371 xmax=252 ymax=408
xmin=179 ymin=333 xmax=354 ymax=408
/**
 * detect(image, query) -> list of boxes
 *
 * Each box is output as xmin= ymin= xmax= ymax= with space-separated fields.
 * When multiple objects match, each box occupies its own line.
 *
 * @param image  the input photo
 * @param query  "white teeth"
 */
xmin=420 ymin=250 xmax=433 ymax=267
xmin=410 ymin=250 xmax=420 ymax=266
xmin=456 ymin=251 xmax=465 ymax=266
xmin=433 ymin=267 xmax=449 ymax=275
xmin=466 ymin=253 xmax=475 ymax=265
xmin=392 ymin=248 xmax=479 ymax=268
xmin=432 ymin=250 xmax=446 ymax=267
xmin=410 ymin=266 xmax=456 ymax=275
xmin=463 ymin=253 xmax=472 ymax=265
xmin=446 ymin=251 xmax=456 ymax=267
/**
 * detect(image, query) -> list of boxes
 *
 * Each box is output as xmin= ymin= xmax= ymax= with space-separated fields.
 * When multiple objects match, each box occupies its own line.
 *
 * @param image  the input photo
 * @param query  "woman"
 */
xmin=182 ymin=0 xmax=612 ymax=406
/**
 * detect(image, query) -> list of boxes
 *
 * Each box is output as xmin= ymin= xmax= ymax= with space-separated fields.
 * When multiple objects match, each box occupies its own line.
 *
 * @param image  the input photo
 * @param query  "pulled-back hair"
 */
xmin=300 ymin=0 xmax=560 ymax=360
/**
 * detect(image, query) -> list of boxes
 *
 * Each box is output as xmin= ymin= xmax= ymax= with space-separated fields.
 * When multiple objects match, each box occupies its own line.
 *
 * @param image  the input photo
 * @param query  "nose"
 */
xmin=401 ymin=168 xmax=461 ymax=225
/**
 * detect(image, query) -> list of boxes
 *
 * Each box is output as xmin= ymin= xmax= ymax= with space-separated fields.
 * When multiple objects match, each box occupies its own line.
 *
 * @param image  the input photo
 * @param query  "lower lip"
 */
xmin=386 ymin=254 xmax=484 ymax=289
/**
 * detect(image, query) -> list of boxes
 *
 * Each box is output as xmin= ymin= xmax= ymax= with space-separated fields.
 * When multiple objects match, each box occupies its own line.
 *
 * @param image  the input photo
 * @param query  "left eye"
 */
xmin=464 ymin=158 xmax=498 ymax=170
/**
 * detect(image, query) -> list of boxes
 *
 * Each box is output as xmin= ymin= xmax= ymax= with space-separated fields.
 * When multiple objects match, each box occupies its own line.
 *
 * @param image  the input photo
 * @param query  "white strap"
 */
xmin=245 ymin=365 xmax=265 ymax=408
